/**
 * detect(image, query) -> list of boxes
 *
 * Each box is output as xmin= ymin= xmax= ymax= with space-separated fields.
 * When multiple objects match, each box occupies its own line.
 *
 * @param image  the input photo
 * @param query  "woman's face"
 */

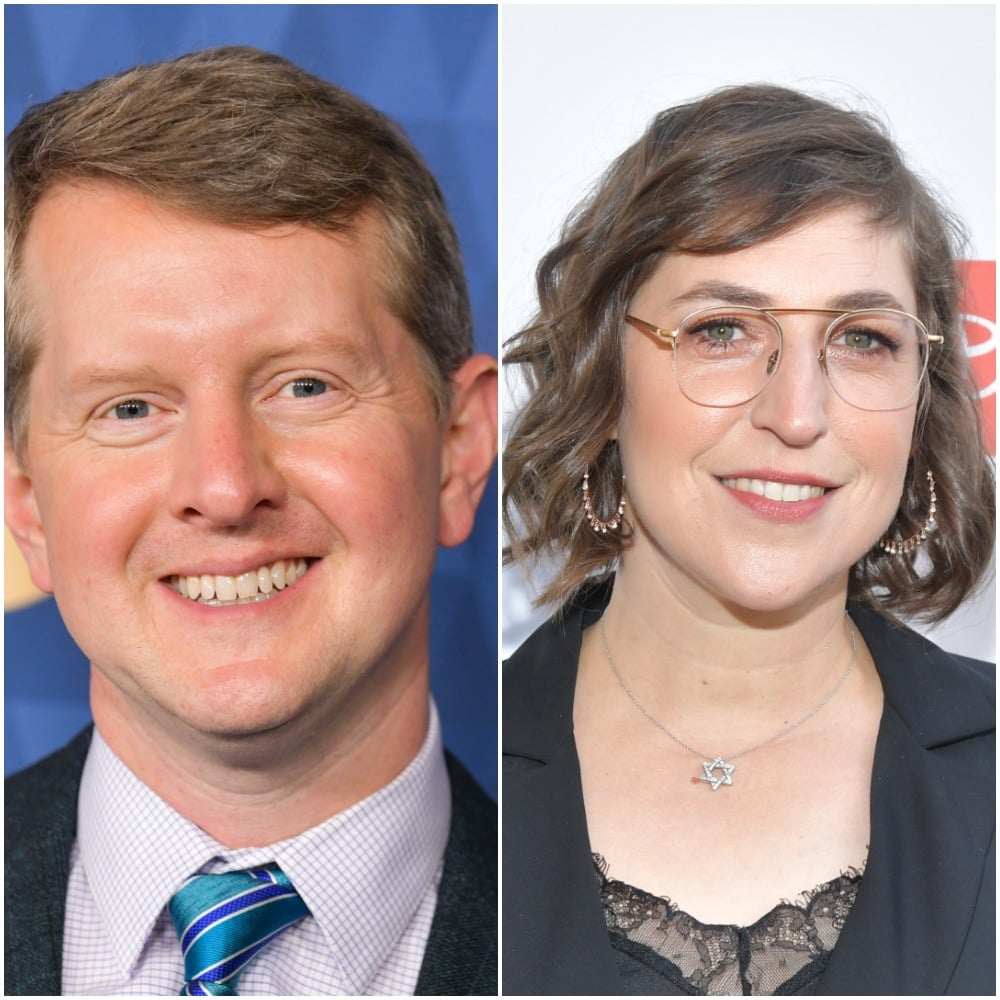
xmin=617 ymin=206 xmax=919 ymax=616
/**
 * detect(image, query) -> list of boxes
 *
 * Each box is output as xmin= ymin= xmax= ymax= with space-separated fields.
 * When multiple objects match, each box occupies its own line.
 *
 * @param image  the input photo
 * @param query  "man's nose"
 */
xmin=169 ymin=407 xmax=287 ymax=526
xmin=749 ymin=334 xmax=831 ymax=446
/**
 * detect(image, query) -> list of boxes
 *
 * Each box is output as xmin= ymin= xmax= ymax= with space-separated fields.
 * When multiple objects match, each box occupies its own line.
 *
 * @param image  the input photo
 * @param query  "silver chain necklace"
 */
xmin=600 ymin=616 xmax=857 ymax=790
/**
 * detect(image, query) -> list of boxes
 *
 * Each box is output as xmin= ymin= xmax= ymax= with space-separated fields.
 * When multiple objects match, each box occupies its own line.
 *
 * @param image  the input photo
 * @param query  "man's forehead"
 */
xmin=21 ymin=181 xmax=403 ymax=321
xmin=25 ymin=178 xmax=380 ymax=256
xmin=22 ymin=183 xmax=412 ymax=360
xmin=14 ymin=179 xmax=442 ymax=426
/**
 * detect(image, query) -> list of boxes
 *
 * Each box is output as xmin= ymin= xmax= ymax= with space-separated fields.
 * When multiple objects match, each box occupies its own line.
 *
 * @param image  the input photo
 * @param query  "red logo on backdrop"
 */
xmin=957 ymin=260 xmax=996 ymax=455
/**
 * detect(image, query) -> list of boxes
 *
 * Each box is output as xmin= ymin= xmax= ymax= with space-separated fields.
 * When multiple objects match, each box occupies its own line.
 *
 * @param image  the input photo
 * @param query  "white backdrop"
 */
xmin=501 ymin=4 xmax=996 ymax=659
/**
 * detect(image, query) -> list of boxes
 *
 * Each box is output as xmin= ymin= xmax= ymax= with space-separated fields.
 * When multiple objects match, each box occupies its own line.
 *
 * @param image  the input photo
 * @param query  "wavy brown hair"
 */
xmin=503 ymin=84 xmax=994 ymax=623
xmin=5 ymin=46 xmax=471 ymax=458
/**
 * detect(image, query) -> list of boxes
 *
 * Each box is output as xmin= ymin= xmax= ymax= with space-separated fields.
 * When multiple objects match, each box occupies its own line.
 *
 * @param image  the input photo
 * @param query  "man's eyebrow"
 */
xmin=251 ymin=333 xmax=376 ymax=368
xmin=65 ymin=363 xmax=166 ymax=392
xmin=665 ymin=281 xmax=908 ymax=313
xmin=63 ymin=334 xmax=378 ymax=391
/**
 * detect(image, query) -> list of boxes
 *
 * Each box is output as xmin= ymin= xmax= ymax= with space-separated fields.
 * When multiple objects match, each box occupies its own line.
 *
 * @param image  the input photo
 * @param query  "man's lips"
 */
xmin=166 ymin=558 xmax=311 ymax=605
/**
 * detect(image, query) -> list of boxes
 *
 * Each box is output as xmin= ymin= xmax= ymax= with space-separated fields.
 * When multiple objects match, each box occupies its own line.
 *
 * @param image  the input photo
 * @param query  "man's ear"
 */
xmin=438 ymin=355 xmax=499 ymax=548
xmin=4 ymin=436 xmax=54 ymax=593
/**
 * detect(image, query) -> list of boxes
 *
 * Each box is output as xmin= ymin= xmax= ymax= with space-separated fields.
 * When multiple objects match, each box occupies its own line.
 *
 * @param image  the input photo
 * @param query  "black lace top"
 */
xmin=594 ymin=854 xmax=865 ymax=996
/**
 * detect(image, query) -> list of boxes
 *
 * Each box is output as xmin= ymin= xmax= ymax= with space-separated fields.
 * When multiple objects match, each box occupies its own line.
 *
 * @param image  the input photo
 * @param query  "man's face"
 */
xmin=6 ymin=182 xmax=487 ymax=745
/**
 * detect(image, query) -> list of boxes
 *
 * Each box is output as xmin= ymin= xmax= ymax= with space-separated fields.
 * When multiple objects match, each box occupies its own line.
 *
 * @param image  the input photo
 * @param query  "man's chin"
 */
xmin=167 ymin=694 xmax=316 ymax=746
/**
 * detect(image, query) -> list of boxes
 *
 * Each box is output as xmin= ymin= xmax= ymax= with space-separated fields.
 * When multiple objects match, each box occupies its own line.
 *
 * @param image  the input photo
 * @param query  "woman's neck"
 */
xmin=591 ymin=564 xmax=862 ymax=733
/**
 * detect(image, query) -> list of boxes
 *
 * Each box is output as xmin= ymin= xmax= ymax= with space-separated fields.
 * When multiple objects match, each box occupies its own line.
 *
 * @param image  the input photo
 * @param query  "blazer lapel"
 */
xmin=503 ymin=582 xmax=622 ymax=995
xmin=505 ymin=594 xmax=992 ymax=995
xmin=504 ymin=735 xmax=622 ymax=995
xmin=818 ymin=608 xmax=994 ymax=994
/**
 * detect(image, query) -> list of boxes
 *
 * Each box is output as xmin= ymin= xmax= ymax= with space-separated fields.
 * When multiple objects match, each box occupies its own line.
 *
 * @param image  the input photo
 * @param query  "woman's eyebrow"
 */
xmin=824 ymin=289 xmax=909 ymax=312
xmin=665 ymin=281 xmax=908 ymax=313
xmin=667 ymin=281 xmax=772 ymax=309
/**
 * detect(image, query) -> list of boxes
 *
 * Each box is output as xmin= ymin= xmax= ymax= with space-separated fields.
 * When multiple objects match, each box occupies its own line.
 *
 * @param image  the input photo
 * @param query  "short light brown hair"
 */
xmin=5 ymin=45 xmax=472 ymax=455
xmin=503 ymin=84 xmax=995 ymax=624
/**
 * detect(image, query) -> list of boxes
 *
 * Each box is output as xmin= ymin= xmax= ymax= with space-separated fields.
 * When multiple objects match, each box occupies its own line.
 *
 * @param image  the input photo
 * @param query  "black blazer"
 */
xmin=503 ymin=582 xmax=995 ymax=995
xmin=5 ymin=729 xmax=497 ymax=996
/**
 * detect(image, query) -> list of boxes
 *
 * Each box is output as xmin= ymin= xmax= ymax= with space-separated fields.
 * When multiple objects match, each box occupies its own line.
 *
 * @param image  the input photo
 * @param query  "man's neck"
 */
xmin=90 ymin=665 xmax=430 ymax=847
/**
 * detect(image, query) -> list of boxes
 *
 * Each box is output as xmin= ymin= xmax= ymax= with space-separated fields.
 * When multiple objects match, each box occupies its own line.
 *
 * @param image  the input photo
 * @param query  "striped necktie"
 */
xmin=169 ymin=866 xmax=310 ymax=996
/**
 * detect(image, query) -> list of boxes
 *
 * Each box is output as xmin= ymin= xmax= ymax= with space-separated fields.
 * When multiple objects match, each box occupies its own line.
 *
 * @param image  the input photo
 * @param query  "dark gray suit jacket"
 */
xmin=5 ymin=730 xmax=496 ymax=996
xmin=504 ymin=582 xmax=995 ymax=995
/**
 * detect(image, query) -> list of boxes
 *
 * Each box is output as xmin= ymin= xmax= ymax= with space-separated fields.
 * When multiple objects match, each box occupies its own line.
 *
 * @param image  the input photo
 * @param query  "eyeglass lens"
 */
xmin=674 ymin=308 xmax=928 ymax=410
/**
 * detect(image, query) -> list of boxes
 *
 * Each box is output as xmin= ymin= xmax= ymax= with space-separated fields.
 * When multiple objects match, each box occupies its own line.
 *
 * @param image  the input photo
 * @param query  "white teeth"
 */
xmin=169 ymin=559 xmax=310 ymax=605
xmin=721 ymin=478 xmax=825 ymax=502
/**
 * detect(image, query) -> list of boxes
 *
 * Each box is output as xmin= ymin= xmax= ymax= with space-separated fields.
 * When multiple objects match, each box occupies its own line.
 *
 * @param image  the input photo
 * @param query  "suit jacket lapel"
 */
xmin=5 ymin=727 xmax=92 ymax=996
xmin=416 ymin=752 xmax=498 ymax=995
xmin=5 ymin=824 xmax=74 ymax=995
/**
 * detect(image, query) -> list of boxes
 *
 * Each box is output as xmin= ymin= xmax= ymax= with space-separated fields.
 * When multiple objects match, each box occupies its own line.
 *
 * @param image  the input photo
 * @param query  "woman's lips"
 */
xmin=720 ymin=476 xmax=826 ymax=502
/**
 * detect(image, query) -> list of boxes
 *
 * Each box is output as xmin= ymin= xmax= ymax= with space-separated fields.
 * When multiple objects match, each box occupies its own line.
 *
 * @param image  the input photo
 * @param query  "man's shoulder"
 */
xmin=444 ymin=752 xmax=496 ymax=841
xmin=440 ymin=751 xmax=496 ymax=911
xmin=6 ymin=727 xmax=92 ymax=844
xmin=5 ymin=729 xmax=91 ymax=997
xmin=417 ymin=753 xmax=496 ymax=996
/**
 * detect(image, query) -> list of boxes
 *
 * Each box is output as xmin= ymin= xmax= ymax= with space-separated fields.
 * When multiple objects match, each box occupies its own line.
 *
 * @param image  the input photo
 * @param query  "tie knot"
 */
xmin=170 ymin=866 xmax=309 ymax=996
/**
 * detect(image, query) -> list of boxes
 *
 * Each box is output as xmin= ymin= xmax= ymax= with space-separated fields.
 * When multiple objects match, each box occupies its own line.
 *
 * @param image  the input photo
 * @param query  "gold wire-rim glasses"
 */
xmin=625 ymin=306 xmax=943 ymax=411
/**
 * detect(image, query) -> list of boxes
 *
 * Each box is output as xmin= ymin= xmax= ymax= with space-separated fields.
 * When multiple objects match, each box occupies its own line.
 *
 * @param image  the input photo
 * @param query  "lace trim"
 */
xmin=593 ymin=853 xmax=865 ymax=996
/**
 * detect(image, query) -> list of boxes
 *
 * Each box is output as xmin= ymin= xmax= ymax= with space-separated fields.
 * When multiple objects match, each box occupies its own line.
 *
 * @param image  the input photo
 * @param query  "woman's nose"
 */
xmin=749 ymin=339 xmax=831 ymax=446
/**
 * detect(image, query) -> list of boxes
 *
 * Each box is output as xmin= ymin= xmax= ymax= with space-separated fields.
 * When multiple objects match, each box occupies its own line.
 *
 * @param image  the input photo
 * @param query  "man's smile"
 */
xmin=167 ymin=558 xmax=312 ymax=605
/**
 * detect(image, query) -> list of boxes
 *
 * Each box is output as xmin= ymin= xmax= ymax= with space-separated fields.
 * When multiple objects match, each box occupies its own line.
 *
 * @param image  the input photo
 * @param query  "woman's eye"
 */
xmin=687 ymin=319 xmax=747 ymax=343
xmin=840 ymin=330 xmax=877 ymax=349
xmin=110 ymin=399 xmax=151 ymax=420
xmin=284 ymin=378 xmax=329 ymax=398
xmin=705 ymin=322 xmax=741 ymax=341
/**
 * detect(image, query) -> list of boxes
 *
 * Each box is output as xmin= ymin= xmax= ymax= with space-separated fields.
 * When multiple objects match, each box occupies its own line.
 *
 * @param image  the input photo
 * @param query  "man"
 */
xmin=4 ymin=47 xmax=498 ymax=996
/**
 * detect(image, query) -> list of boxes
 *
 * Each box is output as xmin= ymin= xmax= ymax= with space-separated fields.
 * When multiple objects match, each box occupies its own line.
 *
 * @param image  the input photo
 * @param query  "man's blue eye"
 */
xmin=114 ymin=400 xmax=149 ymax=419
xmin=291 ymin=378 xmax=328 ymax=398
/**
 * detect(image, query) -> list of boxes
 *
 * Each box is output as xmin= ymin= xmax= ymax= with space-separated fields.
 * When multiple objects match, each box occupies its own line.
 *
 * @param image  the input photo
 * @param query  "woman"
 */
xmin=502 ymin=85 xmax=994 ymax=996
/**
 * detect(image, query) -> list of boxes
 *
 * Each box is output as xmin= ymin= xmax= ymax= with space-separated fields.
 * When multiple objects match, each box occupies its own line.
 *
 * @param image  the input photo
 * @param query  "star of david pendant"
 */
xmin=699 ymin=756 xmax=735 ymax=790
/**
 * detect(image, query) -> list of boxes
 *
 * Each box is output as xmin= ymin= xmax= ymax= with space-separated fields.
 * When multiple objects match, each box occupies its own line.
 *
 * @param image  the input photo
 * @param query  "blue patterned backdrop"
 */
xmin=3 ymin=4 xmax=498 ymax=797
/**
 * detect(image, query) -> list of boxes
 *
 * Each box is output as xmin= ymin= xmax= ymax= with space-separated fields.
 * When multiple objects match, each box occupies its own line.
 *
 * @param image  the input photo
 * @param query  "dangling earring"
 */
xmin=879 ymin=470 xmax=937 ymax=555
xmin=582 ymin=468 xmax=626 ymax=533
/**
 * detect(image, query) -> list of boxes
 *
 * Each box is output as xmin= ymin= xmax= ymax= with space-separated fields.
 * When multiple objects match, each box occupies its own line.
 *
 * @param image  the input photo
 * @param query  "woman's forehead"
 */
xmin=631 ymin=210 xmax=917 ymax=317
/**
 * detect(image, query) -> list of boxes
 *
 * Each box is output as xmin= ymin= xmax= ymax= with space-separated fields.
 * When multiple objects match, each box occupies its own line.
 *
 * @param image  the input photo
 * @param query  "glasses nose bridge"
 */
xmin=760 ymin=308 xmax=834 ymax=379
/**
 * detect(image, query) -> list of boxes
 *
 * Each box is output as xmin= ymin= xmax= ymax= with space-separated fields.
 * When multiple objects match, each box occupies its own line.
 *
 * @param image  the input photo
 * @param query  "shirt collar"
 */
xmin=78 ymin=701 xmax=450 ymax=993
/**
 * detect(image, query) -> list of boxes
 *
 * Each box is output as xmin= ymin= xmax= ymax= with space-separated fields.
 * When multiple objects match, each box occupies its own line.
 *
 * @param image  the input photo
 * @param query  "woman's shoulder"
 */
xmin=504 ymin=578 xmax=612 ymax=678
xmin=852 ymin=602 xmax=995 ymax=744
xmin=853 ymin=601 xmax=994 ymax=682
xmin=502 ymin=578 xmax=613 ymax=758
